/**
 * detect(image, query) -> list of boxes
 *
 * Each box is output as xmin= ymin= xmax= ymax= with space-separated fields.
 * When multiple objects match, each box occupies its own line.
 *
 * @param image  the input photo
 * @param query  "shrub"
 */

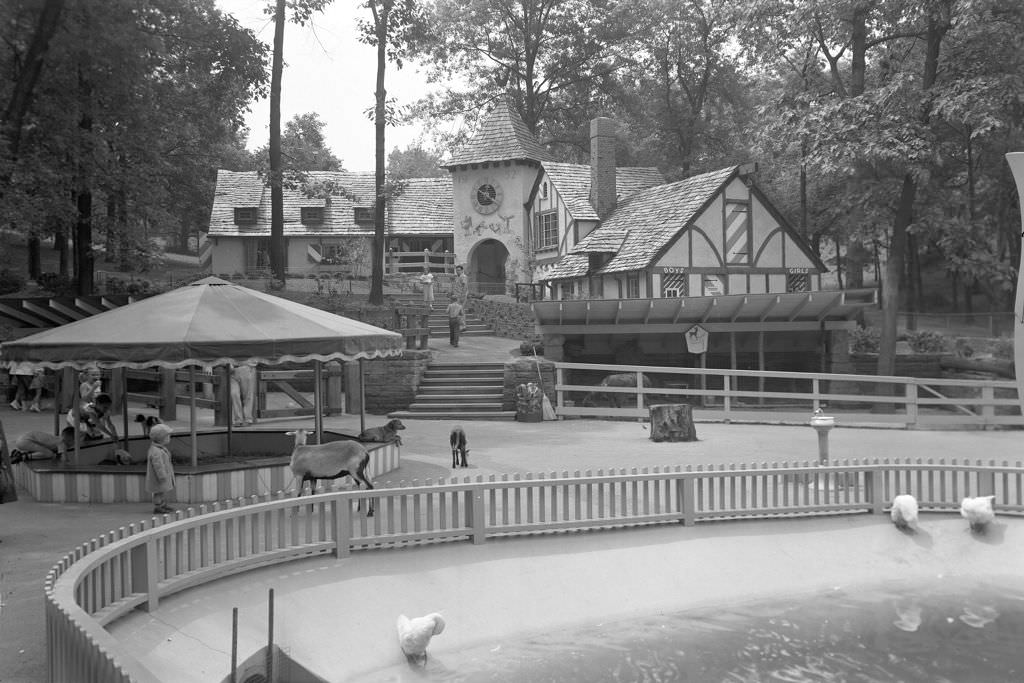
xmin=37 ymin=272 xmax=76 ymax=296
xmin=849 ymin=326 xmax=880 ymax=353
xmin=0 ymin=268 xmax=25 ymax=295
xmin=992 ymin=338 xmax=1013 ymax=360
xmin=903 ymin=330 xmax=948 ymax=353
xmin=519 ymin=335 xmax=544 ymax=356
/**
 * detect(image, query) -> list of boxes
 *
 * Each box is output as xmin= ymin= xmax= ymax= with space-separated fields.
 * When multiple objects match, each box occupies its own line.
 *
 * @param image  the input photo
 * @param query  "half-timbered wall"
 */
xmin=651 ymin=178 xmax=821 ymax=299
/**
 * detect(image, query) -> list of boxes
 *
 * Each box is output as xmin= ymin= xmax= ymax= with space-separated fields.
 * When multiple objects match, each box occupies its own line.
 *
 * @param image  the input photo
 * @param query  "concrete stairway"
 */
xmin=389 ymin=362 xmax=515 ymax=420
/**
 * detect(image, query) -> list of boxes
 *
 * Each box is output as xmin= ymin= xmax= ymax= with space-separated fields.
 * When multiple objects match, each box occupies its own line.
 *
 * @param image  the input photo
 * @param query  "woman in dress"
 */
xmin=419 ymin=266 xmax=435 ymax=305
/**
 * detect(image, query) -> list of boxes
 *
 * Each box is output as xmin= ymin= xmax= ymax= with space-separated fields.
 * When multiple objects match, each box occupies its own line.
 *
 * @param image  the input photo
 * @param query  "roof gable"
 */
xmin=594 ymin=166 xmax=738 ymax=273
xmin=446 ymin=100 xmax=553 ymax=167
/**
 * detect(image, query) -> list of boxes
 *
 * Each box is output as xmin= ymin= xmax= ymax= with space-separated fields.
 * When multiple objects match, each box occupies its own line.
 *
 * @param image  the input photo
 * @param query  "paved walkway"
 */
xmin=2 ymin=337 xmax=1023 ymax=682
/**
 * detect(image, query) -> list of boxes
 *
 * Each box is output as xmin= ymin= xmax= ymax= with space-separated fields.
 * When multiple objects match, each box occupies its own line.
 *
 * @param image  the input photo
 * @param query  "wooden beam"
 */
xmin=760 ymin=296 xmax=781 ymax=322
xmin=787 ymin=293 xmax=812 ymax=321
xmin=816 ymin=292 xmax=844 ymax=321
xmin=534 ymin=320 xmax=857 ymax=334
xmin=585 ymin=301 xmax=591 ymax=326
xmin=0 ymin=302 xmax=47 ymax=327
xmin=643 ymin=299 xmax=655 ymax=324
xmin=700 ymin=298 xmax=717 ymax=323
xmin=614 ymin=300 xmax=623 ymax=324
xmin=74 ymin=297 xmax=104 ymax=316
xmin=671 ymin=298 xmax=685 ymax=324
xmin=730 ymin=296 xmax=748 ymax=323
xmin=48 ymin=299 xmax=87 ymax=322
xmin=22 ymin=301 xmax=67 ymax=326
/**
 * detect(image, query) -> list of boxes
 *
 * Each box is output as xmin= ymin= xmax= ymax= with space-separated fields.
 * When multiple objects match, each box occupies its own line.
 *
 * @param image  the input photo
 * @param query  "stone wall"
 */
xmin=354 ymin=349 xmax=431 ymax=414
xmin=470 ymin=296 xmax=536 ymax=339
xmin=503 ymin=357 xmax=556 ymax=411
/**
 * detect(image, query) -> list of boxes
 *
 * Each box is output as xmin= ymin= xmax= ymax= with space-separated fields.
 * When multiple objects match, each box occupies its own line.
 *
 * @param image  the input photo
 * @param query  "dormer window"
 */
xmin=301 ymin=206 xmax=324 ymax=224
xmin=353 ymin=207 xmax=374 ymax=226
xmin=233 ymin=207 xmax=257 ymax=225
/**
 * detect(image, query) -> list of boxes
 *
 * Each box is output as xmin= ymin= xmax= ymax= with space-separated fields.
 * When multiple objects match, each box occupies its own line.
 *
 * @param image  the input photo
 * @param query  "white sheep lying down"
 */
xmin=287 ymin=429 xmax=374 ymax=514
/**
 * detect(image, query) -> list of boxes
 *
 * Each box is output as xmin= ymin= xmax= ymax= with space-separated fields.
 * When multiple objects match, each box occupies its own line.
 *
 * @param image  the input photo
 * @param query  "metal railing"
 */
xmin=554 ymin=362 xmax=1024 ymax=429
xmin=45 ymin=457 xmax=1024 ymax=681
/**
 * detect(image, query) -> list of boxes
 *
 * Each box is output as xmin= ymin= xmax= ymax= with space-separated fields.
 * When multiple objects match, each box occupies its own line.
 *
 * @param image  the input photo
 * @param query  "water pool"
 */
xmin=358 ymin=577 xmax=1024 ymax=682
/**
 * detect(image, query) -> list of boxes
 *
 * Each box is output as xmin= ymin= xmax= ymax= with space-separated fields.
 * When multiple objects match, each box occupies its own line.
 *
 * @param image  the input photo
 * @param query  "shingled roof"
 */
xmin=543 ymin=166 xmax=738 ymax=280
xmin=445 ymin=100 xmax=554 ymax=167
xmin=542 ymin=162 xmax=664 ymax=221
xmin=208 ymin=170 xmax=452 ymax=238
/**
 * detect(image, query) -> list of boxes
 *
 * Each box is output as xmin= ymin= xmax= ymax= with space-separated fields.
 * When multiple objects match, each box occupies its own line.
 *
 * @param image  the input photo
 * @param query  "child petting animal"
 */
xmin=449 ymin=425 xmax=469 ymax=468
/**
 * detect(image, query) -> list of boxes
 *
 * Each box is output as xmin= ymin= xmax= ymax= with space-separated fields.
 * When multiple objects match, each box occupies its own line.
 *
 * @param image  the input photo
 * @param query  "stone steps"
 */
xmin=390 ymin=361 xmax=512 ymax=421
xmin=391 ymin=298 xmax=493 ymax=337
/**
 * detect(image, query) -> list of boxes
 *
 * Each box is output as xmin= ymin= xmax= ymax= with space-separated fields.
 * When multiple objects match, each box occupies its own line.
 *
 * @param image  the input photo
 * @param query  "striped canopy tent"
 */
xmin=0 ymin=277 xmax=404 ymax=463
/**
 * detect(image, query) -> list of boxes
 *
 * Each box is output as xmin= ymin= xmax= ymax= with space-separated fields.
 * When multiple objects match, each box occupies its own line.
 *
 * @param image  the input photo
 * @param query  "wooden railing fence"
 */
xmin=554 ymin=361 xmax=1024 ymax=429
xmin=45 ymin=457 xmax=1023 ymax=682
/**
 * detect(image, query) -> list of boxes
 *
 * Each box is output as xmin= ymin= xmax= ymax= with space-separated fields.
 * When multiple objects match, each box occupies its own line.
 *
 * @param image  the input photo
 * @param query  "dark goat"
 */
xmin=581 ymin=373 xmax=654 ymax=408
xmin=449 ymin=425 xmax=469 ymax=468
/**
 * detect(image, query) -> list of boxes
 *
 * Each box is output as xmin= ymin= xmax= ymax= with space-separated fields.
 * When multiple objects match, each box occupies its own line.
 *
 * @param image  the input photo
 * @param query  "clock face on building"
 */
xmin=471 ymin=179 xmax=503 ymax=215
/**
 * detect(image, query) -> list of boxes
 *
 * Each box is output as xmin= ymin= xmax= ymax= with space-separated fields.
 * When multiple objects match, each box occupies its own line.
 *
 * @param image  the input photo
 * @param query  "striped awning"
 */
xmin=531 ymin=289 xmax=878 ymax=334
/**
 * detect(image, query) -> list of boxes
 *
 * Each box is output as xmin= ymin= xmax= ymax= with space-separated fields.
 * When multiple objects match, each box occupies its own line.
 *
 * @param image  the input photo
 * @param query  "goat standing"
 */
xmin=449 ymin=425 xmax=468 ymax=468
xmin=287 ymin=429 xmax=374 ymax=515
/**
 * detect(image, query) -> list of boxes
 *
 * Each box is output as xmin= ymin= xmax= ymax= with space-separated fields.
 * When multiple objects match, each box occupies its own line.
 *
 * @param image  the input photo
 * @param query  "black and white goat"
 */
xmin=135 ymin=414 xmax=162 ymax=437
xmin=449 ymin=425 xmax=468 ymax=468
xmin=287 ymin=429 xmax=374 ymax=515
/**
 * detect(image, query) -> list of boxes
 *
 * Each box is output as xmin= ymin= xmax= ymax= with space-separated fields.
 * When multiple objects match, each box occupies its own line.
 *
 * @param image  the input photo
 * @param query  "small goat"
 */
xmin=287 ymin=429 xmax=374 ymax=515
xmin=359 ymin=418 xmax=405 ymax=446
xmin=449 ymin=425 xmax=469 ymax=468
xmin=135 ymin=414 xmax=162 ymax=437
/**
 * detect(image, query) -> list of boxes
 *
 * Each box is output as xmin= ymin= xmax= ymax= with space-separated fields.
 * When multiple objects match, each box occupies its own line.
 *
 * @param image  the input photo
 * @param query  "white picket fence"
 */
xmin=46 ymin=458 xmax=1024 ymax=682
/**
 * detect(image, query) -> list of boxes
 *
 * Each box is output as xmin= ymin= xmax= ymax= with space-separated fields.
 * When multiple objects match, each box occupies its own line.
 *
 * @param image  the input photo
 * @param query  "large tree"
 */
xmin=0 ymin=0 xmax=267 ymax=291
xmin=411 ymin=0 xmax=642 ymax=158
xmin=359 ymin=0 xmax=427 ymax=304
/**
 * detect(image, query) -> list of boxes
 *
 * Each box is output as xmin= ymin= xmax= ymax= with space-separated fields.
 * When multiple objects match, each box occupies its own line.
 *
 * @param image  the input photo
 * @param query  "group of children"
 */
xmin=9 ymin=366 xmax=177 ymax=514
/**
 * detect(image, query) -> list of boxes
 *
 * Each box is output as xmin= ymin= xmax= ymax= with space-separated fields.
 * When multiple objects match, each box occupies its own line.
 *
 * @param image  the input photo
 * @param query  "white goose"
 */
xmin=397 ymin=612 xmax=445 ymax=666
xmin=959 ymin=495 xmax=996 ymax=532
xmin=890 ymin=494 xmax=919 ymax=531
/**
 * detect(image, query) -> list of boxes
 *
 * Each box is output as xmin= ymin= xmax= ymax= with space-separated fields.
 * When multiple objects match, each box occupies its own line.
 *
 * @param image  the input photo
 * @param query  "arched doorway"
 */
xmin=468 ymin=239 xmax=509 ymax=296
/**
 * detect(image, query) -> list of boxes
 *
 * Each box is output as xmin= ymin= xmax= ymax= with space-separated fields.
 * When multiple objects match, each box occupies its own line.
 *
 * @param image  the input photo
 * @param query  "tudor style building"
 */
xmin=207 ymin=101 xmax=876 ymax=373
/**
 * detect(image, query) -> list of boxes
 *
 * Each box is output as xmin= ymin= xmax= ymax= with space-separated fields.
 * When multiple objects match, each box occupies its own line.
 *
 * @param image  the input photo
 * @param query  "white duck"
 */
xmin=890 ymin=494 xmax=919 ymax=531
xmin=959 ymin=495 xmax=996 ymax=532
xmin=397 ymin=612 xmax=445 ymax=666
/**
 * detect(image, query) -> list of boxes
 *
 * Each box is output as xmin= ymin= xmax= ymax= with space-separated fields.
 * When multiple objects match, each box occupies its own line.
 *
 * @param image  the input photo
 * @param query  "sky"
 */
xmin=216 ymin=1 xmax=443 ymax=172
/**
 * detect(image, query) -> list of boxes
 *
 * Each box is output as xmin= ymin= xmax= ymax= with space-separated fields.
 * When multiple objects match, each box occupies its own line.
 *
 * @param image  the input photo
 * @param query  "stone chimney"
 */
xmin=589 ymin=117 xmax=617 ymax=219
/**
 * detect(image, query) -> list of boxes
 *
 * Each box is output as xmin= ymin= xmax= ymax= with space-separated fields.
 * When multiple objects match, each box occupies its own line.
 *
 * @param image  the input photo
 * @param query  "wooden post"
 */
xmin=326 ymin=361 xmax=343 ymax=415
xmin=159 ymin=368 xmax=176 ymax=421
xmin=266 ymin=588 xmax=275 ymax=683
xmin=189 ymin=367 xmax=198 ymax=468
xmin=313 ymin=360 xmax=323 ymax=445
xmin=649 ymin=404 xmax=697 ymax=442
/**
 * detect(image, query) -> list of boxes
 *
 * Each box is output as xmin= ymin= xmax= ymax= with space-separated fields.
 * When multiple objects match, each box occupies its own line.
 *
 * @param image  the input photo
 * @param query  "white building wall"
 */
xmin=451 ymin=163 xmax=538 ymax=288
xmin=211 ymin=239 xmax=245 ymax=276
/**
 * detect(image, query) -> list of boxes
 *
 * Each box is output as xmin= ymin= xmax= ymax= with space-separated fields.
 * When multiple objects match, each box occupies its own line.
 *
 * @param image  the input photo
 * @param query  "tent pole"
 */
xmin=72 ymin=380 xmax=80 ymax=467
xmin=225 ymin=365 xmax=233 ymax=455
xmin=358 ymin=359 xmax=366 ymax=435
xmin=189 ymin=366 xmax=198 ymax=467
xmin=121 ymin=370 xmax=129 ymax=451
xmin=314 ymin=360 xmax=323 ymax=444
